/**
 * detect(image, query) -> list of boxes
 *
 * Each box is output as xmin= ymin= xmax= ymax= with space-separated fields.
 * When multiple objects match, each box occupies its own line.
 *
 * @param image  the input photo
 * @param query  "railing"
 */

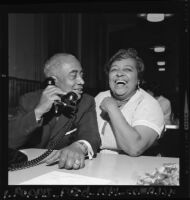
xmin=9 ymin=77 xmax=42 ymax=113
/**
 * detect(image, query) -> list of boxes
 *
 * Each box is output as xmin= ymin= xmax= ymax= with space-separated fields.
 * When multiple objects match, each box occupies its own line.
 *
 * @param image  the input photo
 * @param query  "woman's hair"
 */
xmin=104 ymin=48 xmax=145 ymax=81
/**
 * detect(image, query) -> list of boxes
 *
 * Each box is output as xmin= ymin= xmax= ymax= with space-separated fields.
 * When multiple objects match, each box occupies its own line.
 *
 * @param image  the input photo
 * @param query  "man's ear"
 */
xmin=51 ymin=76 xmax=58 ymax=84
xmin=42 ymin=76 xmax=57 ymax=88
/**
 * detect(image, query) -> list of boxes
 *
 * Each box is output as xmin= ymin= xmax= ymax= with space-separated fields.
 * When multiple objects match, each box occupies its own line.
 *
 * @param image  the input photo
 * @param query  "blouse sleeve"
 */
xmin=132 ymin=99 xmax=165 ymax=137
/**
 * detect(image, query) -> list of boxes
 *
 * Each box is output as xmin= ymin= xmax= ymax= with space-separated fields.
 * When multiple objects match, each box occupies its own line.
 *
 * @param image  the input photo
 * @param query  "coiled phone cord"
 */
xmin=8 ymin=116 xmax=75 ymax=171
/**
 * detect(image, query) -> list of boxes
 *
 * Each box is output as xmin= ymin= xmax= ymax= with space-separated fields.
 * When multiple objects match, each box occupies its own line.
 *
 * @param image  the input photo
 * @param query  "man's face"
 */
xmin=55 ymin=58 xmax=85 ymax=99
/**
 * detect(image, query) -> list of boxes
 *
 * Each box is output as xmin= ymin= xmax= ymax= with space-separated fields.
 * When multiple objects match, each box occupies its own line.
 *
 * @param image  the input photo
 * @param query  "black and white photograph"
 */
xmin=0 ymin=0 xmax=189 ymax=198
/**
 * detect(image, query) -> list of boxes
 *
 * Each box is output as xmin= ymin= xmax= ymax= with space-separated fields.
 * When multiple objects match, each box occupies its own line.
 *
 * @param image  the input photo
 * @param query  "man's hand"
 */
xmin=34 ymin=85 xmax=66 ymax=119
xmin=45 ymin=142 xmax=85 ymax=170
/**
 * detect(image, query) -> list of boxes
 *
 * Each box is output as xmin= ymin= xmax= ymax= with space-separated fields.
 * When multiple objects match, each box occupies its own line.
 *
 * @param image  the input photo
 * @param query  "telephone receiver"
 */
xmin=44 ymin=76 xmax=79 ymax=116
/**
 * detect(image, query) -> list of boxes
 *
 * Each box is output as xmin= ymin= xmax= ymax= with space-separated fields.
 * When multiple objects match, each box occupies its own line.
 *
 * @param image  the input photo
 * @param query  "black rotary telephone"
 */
xmin=44 ymin=76 xmax=79 ymax=117
xmin=8 ymin=77 xmax=79 ymax=171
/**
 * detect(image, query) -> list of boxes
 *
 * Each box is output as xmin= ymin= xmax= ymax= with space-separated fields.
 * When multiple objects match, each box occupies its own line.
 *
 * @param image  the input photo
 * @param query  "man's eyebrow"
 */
xmin=69 ymin=69 xmax=84 ymax=75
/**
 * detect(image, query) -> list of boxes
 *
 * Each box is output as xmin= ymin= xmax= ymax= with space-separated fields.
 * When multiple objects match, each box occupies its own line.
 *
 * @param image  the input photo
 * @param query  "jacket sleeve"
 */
xmin=74 ymin=95 xmax=101 ymax=156
xmin=8 ymin=93 xmax=42 ymax=149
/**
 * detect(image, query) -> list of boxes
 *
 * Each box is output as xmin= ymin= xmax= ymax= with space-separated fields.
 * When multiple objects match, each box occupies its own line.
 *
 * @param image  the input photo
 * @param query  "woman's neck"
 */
xmin=111 ymin=89 xmax=137 ymax=107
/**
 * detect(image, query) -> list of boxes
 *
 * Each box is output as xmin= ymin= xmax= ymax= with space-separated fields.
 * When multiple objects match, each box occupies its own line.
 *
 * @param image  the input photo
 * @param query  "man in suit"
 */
xmin=9 ymin=53 xmax=101 ymax=170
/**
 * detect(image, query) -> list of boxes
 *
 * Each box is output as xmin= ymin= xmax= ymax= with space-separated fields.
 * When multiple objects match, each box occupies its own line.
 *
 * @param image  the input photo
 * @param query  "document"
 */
xmin=20 ymin=171 xmax=113 ymax=185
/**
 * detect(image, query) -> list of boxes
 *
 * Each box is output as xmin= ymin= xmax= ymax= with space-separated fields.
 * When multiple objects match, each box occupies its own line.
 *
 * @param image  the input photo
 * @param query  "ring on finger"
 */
xmin=74 ymin=160 xmax=80 ymax=165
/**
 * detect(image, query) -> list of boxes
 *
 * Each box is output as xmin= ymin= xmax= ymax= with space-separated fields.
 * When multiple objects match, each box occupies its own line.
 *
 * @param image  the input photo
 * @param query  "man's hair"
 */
xmin=104 ymin=48 xmax=145 ymax=81
xmin=44 ymin=53 xmax=75 ymax=77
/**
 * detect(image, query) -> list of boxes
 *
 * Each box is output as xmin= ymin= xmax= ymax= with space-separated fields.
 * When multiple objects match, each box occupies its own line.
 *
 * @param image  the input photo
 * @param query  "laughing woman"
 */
xmin=95 ymin=48 xmax=164 ymax=156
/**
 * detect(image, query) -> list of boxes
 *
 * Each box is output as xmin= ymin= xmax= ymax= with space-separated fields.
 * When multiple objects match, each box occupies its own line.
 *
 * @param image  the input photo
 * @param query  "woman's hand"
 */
xmin=100 ymin=97 xmax=118 ymax=113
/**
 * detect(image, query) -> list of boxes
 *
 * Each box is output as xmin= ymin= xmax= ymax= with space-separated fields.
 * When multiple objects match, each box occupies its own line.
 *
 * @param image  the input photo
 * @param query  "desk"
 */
xmin=8 ymin=149 xmax=179 ymax=185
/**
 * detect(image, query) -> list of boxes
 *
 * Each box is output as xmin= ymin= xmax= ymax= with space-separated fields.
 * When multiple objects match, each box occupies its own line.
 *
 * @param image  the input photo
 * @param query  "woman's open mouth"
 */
xmin=115 ymin=80 xmax=127 ymax=87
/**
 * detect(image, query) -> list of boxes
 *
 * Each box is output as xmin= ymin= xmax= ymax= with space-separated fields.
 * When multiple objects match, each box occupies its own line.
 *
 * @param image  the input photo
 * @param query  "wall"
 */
xmin=9 ymin=14 xmax=47 ymax=81
xmin=8 ymin=13 xmax=108 ymax=94
xmin=81 ymin=14 xmax=107 ymax=92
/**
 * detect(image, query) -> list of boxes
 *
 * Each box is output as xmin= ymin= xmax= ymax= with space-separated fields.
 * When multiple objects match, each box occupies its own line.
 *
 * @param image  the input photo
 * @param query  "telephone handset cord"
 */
xmin=8 ymin=116 xmax=75 ymax=171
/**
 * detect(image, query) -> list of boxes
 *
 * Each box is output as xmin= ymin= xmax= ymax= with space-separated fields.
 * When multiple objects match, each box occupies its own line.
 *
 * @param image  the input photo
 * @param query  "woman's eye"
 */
xmin=124 ymin=68 xmax=132 ymax=72
xmin=110 ymin=68 xmax=117 ymax=72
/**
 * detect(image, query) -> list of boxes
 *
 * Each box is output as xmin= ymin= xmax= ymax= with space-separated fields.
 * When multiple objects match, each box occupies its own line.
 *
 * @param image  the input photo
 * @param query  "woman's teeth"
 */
xmin=116 ymin=80 xmax=126 ymax=85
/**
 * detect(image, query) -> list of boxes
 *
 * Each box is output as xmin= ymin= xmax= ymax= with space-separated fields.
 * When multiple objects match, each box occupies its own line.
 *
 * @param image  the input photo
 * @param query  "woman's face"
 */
xmin=109 ymin=58 xmax=139 ymax=100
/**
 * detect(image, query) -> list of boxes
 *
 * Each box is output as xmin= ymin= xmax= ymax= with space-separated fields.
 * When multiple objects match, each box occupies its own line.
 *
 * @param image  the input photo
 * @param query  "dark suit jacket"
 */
xmin=9 ymin=90 xmax=101 ymax=155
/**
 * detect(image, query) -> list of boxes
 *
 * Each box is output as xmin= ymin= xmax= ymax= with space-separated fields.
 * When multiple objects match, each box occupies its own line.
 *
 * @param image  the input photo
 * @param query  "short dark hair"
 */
xmin=104 ymin=48 xmax=145 ymax=81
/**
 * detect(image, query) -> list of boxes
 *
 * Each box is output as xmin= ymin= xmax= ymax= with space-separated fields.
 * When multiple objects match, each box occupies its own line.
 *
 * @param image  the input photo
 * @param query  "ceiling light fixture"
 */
xmin=158 ymin=68 xmax=166 ymax=71
xmin=138 ymin=13 xmax=173 ymax=22
xmin=147 ymin=13 xmax=164 ymax=22
xmin=154 ymin=46 xmax=165 ymax=52
xmin=157 ymin=61 xmax=166 ymax=66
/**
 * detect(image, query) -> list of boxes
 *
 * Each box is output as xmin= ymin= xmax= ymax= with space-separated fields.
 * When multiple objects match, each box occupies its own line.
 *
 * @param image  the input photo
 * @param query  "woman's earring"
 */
xmin=137 ymin=81 xmax=140 ymax=89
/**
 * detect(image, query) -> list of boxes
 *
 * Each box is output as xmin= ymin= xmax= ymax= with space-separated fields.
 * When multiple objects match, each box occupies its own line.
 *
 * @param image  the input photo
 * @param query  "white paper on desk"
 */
xmin=19 ymin=171 xmax=113 ymax=185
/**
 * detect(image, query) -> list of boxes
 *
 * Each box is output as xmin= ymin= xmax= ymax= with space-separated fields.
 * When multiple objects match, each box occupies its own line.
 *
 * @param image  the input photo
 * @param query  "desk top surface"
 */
xmin=8 ymin=148 xmax=179 ymax=185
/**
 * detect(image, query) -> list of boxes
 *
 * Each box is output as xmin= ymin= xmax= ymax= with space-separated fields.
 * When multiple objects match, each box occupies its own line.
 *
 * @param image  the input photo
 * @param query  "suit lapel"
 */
xmin=49 ymin=114 xmax=70 ymax=140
